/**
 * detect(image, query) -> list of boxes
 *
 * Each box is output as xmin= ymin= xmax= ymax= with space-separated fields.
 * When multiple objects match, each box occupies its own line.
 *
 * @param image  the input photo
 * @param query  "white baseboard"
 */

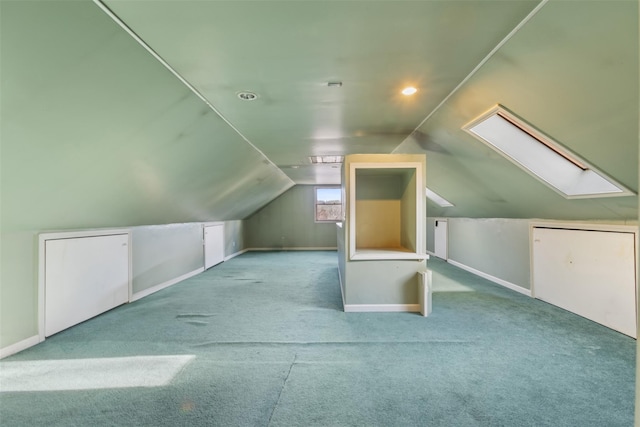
xmin=224 ymin=248 xmax=248 ymax=261
xmin=247 ymin=247 xmax=338 ymax=251
xmin=447 ymin=259 xmax=532 ymax=297
xmin=426 ymin=250 xmax=436 ymax=257
xmin=344 ymin=304 xmax=421 ymax=313
xmin=130 ymin=267 xmax=204 ymax=302
xmin=0 ymin=335 xmax=40 ymax=359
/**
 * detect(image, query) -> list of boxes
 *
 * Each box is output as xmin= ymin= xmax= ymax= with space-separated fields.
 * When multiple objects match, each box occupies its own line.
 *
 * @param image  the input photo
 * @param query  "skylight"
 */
xmin=462 ymin=106 xmax=633 ymax=199
xmin=426 ymin=188 xmax=454 ymax=207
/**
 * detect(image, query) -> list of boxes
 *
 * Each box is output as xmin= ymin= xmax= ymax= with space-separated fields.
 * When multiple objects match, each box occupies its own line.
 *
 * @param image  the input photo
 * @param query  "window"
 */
xmin=462 ymin=105 xmax=634 ymax=199
xmin=426 ymin=187 xmax=454 ymax=207
xmin=315 ymin=187 xmax=343 ymax=222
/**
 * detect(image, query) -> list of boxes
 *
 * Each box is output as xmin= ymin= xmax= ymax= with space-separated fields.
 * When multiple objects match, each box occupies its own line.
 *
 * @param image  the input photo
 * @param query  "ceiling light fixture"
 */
xmin=401 ymin=86 xmax=418 ymax=96
xmin=237 ymin=91 xmax=258 ymax=101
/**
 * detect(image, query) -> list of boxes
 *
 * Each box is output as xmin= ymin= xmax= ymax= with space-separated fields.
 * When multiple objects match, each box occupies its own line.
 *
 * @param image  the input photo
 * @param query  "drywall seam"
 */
xmin=447 ymin=258 xmax=531 ymax=297
xmin=130 ymin=267 xmax=204 ymax=302
xmin=0 ymin=335 xmax=40 ymax=360
xmin=343 ymin=304 xmax=421 ymax=313
xmin=92 ymin=0 xmax=294 ymax=186
xmin=393 ymin=0 xmax=549 ymax=153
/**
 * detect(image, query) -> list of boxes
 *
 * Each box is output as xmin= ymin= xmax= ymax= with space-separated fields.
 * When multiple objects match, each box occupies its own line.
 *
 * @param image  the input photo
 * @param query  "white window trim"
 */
xmin=314 ymin=186 xmax=343 ymax=223
xmin=462 ymin=105 xmax=635 ymax=199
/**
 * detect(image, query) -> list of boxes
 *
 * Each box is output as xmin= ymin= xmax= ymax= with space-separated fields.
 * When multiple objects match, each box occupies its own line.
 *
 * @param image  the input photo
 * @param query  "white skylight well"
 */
xmin=426 ymin=188 xmax=454 ymax=207
xmin=462 ymin=106 xmax=633 ymax=199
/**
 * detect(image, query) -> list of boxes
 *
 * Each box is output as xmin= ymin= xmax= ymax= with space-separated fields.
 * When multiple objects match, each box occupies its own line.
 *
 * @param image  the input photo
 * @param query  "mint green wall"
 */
xmin=131 ymin=224 xmax=204 ymax=294
xmin=430 ymin=218 xmax=531 ymax=290
xmin=0 ymin=1 xmax=291 ymax=350
xmin=224 ymin=220 xmax=246 ymax=257
xmin=244 ymin=186 xmax=338 ymax=249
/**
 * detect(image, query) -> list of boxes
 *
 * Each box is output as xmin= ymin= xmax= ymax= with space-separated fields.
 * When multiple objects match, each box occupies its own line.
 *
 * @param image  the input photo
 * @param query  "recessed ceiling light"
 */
xmin=291 ymin=165 xmax=300 ymax=169
xmin=237 ymin=91 xmax=258 ymax=101
xmin=401 ymin=86 xmax=418 ymax=96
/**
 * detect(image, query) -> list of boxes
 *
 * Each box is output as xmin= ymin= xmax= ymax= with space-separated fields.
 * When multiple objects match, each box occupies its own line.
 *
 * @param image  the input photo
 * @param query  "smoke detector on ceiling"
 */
xmin=237 ymin=91 xmax=258 ymax=101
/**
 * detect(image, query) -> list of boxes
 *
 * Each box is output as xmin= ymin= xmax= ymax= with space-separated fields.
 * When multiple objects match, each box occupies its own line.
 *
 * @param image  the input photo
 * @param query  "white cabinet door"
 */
xmin=45 ymin=234 xmax=129 ymax=337
xmin=434 ymin=219 xmax=448 ymax=260
xmin=532 ymin=227 xmax=636 ymax=337
xmin=204 ymin=225 xmax=225 ymax=269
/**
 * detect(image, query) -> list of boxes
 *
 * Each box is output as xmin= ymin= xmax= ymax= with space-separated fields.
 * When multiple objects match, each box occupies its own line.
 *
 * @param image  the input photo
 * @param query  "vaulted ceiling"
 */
xmin=2 ymin=0 xmax=637 ymax=228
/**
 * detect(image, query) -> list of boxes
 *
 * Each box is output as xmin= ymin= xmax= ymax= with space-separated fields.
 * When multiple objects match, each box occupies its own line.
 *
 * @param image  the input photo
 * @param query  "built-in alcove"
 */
xmin=349 ymin=162 xmax=424 ymax=260
xmin=338 ymin=154 xmax=428 ymax=312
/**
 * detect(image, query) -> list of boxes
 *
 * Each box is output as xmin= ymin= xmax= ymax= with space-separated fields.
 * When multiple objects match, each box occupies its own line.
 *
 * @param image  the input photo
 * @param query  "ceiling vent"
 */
xmin=309 ymin=156 xmax=344 ymax=164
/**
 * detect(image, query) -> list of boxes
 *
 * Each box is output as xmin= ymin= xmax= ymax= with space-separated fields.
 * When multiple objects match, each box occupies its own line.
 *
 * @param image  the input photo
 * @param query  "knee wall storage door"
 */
xmin=44 ymin=233 xmax=130 ymax=337
xmin=532 ymin=226 xmax=637 ymax=338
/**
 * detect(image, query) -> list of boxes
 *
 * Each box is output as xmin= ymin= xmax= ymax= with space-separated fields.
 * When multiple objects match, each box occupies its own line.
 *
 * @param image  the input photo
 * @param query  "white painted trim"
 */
xmin=0 ymin=335 xmax=40 ymax=359
xmin=344 ymin=304 xmax=421 ymax=313
xmin=224 ymin=248 xmax=249 ymax=261
xmin=247 ymin=247 xmax=338 ymax=251
xmin=448 ymin=258 xmax=532 ymax=297
xmin=130 ymin=267 xmax=204 ymax=302
xmin=38 ymin=229 xmax=132 ymax=342
xmin=426 ymin=250 xmax=436 ymax=257
xmin=348 ymin=161 xmax=424 ymax=260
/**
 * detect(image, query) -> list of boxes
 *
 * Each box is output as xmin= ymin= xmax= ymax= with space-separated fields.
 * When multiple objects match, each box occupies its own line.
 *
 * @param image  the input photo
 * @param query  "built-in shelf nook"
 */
xmin=337 ymin=154 xmax=429 ymax=313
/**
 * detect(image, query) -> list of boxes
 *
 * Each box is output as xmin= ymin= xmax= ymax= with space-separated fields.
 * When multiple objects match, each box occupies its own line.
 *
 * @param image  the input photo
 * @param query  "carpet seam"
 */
xmin=266 ymin=353 xmax=297 ymax=426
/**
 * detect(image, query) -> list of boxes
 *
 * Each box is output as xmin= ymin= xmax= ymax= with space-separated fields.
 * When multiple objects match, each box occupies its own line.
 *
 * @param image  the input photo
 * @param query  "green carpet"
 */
xmin=0 ymin=251 xmax=635 ymax=426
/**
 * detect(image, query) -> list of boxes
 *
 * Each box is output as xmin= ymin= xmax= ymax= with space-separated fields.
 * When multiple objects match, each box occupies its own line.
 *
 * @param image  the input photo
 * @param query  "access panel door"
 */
xmin=204 ymin=224 xmax=225 ymax=269
xmin=434 ymin=219 xmax=448 ymax=260
xmin=532 ymin=227 xmax=636 ymax=337
xmin=45 ymin=233 xmax=129 ymax=337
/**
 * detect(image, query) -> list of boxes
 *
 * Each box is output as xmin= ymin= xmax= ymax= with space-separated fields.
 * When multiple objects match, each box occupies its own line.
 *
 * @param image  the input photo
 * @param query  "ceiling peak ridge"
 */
xmin=392 ymin=0 xmax=549 ymax=154
xmin=91 ymin=0 xmax=294 ymax=186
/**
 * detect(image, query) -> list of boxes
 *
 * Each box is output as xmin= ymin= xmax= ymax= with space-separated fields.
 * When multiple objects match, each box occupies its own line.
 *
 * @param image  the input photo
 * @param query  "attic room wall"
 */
xmin=427 ymin=217 xmax=639 ymax=295
xmin=428 ymin=218 xmax=531 ymax=290
xmin=395 ymin=1 xmax=638 ymax=220
xmin=0 ymin=1 xmax=291 ymax=351
xmin=245 ymin=186 xmax=338 ymax=249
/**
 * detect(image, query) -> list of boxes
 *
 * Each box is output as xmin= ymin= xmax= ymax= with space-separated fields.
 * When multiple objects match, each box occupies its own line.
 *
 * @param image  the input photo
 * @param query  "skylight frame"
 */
xmin=462 ymin=105 xmax=634 ymax=199
xmin=426 ymin=187 xmax=454 ymax=207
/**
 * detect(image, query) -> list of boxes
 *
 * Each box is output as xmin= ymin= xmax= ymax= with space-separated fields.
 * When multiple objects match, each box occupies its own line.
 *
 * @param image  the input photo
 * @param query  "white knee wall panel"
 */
xmin=44 ymin=233 xmax=130 ymax=337
xmin=532 ymin=226 xmax=637 ymax=338
xmin=204 ymin=224 xmax=224 ymax=269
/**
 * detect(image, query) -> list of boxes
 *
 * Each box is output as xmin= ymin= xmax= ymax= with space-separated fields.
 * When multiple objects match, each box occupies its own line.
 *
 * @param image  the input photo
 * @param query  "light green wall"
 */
xmin=430 ymin=218 xmax=531 ymax=290
xmin=131 ymin=223 xmax=204 ymax=294
xmin=244 ymin=186 xmax=338 ymax=249
xmin=224 ymin=220 xmax=246 ymax=257
xmin=0 ymin=1 xmax=291 ymax=350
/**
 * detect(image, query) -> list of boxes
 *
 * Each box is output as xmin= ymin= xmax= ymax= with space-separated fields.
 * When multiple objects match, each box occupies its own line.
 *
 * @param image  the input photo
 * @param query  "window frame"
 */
xmin=462 ymin=105 xmax=634 ymax=199
xmin=314 ymin=186 xmax=343 ymax=223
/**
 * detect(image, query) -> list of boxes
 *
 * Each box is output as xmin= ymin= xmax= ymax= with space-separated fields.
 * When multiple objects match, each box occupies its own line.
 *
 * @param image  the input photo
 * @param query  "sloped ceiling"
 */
xmin=1 ymin=0 xmax=637 ymax=230
xmin=394 ymin=0 xmax=639 ymax=220
xmin=1 ymin=0 xmax=293 ymax=232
